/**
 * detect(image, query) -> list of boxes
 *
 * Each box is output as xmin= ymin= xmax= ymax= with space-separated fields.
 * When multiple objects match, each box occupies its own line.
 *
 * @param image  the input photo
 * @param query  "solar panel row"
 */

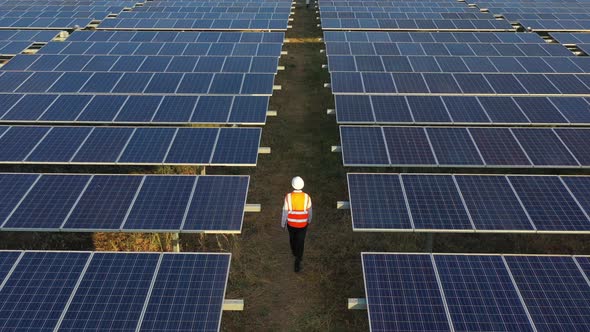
xmin=340 ymin=126 xmax=590 ymax=167
xmin=0 ymin=71 xmax=276 ymax=95
xmin=0 ymin=30 xmax=59 ymax=55
xmin=3 ymin=55 xmax=280 ymax=73
xmin=0 ymin=251 xmax=230 ymax=332
xmin=0 ymin=126 xmax=261 ymax=166
xmin=335 ymin=95 xmax=590 ymax=125
xmin=362 ymin=253 xmax=590 ymax=332
xmin=328 ymin=56 xmax=588 ymax=74
xmin=0 ymin=173 xmax=248 ymax=232
xmin=323 ymin=31 xmax=545 ymax=43
xmin=470 ymin=0 xmax=590 ymax=31
xmin=320 ymin=18 xmax=513 ymax=30
xmin=115 ymin=12 xmax=290 ymax=20
xmin=36 ymin=42 xmax=283 ymax=56
xmin=0 ymin=94 xmax=269 ymax=124
xmin=325 ymin=42 xmax=571 ymax=56
xmin=331 ymin=72 xmax=590 ymax=95
xmin=348 ymin=173 xmax=590 ymax=232
xmin=321 ymin=12 xmax=496 ymax=19
xmin=98 ymin=18 xmax=289 ymax=30
xmin=67 ymin=30 xmax=285 ymax=43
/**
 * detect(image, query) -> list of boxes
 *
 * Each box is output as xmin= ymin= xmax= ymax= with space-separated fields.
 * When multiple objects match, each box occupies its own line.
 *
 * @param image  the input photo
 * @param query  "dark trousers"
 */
xmin=287 ymin=225 xmax=308 ymax=261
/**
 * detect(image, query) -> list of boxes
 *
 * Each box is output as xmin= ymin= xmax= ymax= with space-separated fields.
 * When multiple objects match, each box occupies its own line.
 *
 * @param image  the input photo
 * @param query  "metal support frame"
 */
xmin=348 ymin=298 xmax=367 ymax=310
xmin=171 ymin=233 xmax=180 ymax=252
xmin=425 ymin=233 xmax=434 ymax=253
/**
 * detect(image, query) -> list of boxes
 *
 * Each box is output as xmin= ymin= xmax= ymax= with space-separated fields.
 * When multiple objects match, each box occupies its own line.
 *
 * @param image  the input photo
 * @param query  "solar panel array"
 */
xmin=98 ymin=0 xmax=293 ymax=31
xmin=341 ymin=126 xmax=590 ymax=168
xmin=318 ymin=0 xmax=514 ymax=31
xmin=0 ymin=251 xmax=230 ymax=331
xmin=0 ymin=30 xmax=284 ymax=125
xmin=0 ymin=0 xmax=139 ymax=29
xmin=0 ymin=30 xmax=59 ymax=55
xmin=348 ymin=173 xmax=590 ymax=233
xmin=362 ymin=253 xmax=590 ymax=332
xmin=0 ymin=173 xmax=249 ymax=233
xmin=0 ymin=126 xmax=261 ymax=166
xmin=467 ymin=0 xmax=590 ymax=32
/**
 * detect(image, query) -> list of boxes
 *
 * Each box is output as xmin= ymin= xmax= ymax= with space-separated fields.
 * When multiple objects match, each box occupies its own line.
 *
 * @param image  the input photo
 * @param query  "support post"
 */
xmin=425 ymin=233 xmax=433 ymax=253
xmin=172 ymin=233 xmax=180 ymax=252
xmin=348 ymin=298 xmax=367 ymax=310
xmin=200 ymin=166 xmax=206 ymax=175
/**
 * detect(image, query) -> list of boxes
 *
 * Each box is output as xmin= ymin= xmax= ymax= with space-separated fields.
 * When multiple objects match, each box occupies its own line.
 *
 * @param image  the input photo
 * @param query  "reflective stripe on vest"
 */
xmin=287 ymin=192 xmax=309 ymax=228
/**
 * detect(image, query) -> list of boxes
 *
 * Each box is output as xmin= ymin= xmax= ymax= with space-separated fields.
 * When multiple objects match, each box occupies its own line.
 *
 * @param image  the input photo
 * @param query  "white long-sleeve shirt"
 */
xmin=281 ymin=190 xmax=312 ymax=228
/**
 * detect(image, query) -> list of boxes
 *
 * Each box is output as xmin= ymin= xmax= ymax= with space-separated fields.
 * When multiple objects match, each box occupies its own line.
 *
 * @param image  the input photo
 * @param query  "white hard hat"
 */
xmin=291 ymin=176 xmax=304 ymax=190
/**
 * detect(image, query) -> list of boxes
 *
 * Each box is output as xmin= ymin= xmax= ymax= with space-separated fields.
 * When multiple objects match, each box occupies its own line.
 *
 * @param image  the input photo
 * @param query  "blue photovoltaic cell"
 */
xmin=228 ymin=96 xmax=268 ymax=124
xmin=555 ymin=129 xmax=590 ymax=166
xmin=139 ymin=254 xmax=230 ymax=332
xmin=25 ymin=127 xmax=92 ymax=162
xmin=152 ymin=96 xmax=197 ymax=123
xmin=0 ymin=251 xmax=90 ymax=331
xmin=340 ymin=126 xmax=389 ymax=166
xmin=3 ymin=175 xmax=91 ymax=230
xmin=165 ymin=128 xmax=218 ymax=164
xmin=575 ymin=256 xmax=590 ymax=282
xmin=118 ymin=128 xmax=176 ymax=163
xmin=183 ymin=176 xmax=248 ymax=232
xmin=71 ymin=127 xmax=134 ymax=163
xmin=2 ymin=94 xmax=58 ymax=121
xmin=0 ymin=251 xmax=20 ymax=284
xmin=63 ymin=176 xmax=143 ymax=231
xmin=468 ymin=128 xmax=531 ymax=166
xmin=434 ymin=255 xmax=533 ymax=332
xmin=406 ymin=96 xmax=451 ymax=123
xmin=505 ymin=256 xmax=590 ymax=331
xmin=211 ymin=128 xmax=260 ymax=165
xmin=39 ymin=95 xmax=93 ymax=121
xmin=402 ymin=174 xmax=472 ymax=230
xmin=335 ymin=95 xmax=373 ymax=123
xmin=57 ymin=253 xmax=160 ymax=332
xmin=455 ymin=176 xmax=533 ymax=231
xmin=115 ymin=96 xmax=162 ymax=123
xmin=512 ymin=129 xmax=579 ymax=167
xmin=427 ymin=128 xmax=484 ymax=166
xmin=442 ymin=96 xmax=490 ymax=123
xmin=347 ymin=173 xmax=412 ymax=230
xmin=382 ymin=127 xmax=436 ymax=165
xmin=563 ymin=177 xmax=590 ymax=219
xmin=362 ymin=253 xmax=450 ymax=332
xmin=478 ymin=97 xmax=529 ymax=124
xmin=123 ymin=176 xmax=196 ymax=231
xmin=508 ymin=176 xmax=589 ymax=231
xmin=77 ymin=95 xmax=127 ymax=122
xmin=191 ymin=96 xmax=232 ymax=123
xmin=372 ymin=96 xmax=413 ymax=123
xmin=0 ymin=126 xmax=50 ymax=161
xmin=0 ymin=174 xmax=39 ymax=223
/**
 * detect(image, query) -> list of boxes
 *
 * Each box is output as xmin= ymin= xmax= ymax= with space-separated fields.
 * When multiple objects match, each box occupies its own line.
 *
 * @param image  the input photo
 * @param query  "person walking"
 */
xmin=281 ymin=176 xmax=312 ymax=272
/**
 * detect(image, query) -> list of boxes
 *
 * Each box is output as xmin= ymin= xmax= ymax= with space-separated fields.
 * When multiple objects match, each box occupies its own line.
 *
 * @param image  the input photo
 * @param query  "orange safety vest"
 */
xmin=286 ymin=191 xmax=311 ymax=228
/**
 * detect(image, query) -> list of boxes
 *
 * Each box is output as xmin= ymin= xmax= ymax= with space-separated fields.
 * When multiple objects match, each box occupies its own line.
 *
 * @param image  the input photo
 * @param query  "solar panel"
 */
xmin=0 ymin=126 xmax=261 ymax=166
xmin=361 ymin=253 xmax=590 ymax=332
xmin=434 ymin=255 xmax=534 ymax=331
xmin=508 ymin=176 xmax=589 ymax=232
xmin=347 ymin=173 xmax=590 ymax=233
xmin=402 ymin=174 xmax=473 ymax=231
xmin=454 ymin=175 xmax=534 ymax=231
xmin=56 ymin=253 xmax=161 ymax=331
xmin=0 ymin=251 xmax=90 ymax=331
xmin=0 ymin=251 xmax=20 ymax=284
xmin=347 ymin=173 xmax=412 ymax=231
xmin=0 ymin=251 xmax=232 ymax=331
xmin=0 ymin=174 xmax=249 ymax=233
xmin=138 ymin=253 xmax=230 ymax=331
xmin=339 ymin=126 xmax=590 ymax=168
xmin=362 ymin=253 xmax=451 ymax=332
xmin=504 ymin=255 xmax=590 ymax=330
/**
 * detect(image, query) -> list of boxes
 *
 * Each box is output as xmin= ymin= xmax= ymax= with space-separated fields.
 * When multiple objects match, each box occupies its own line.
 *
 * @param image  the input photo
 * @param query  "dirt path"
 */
xmin=216 ymin=3 xmax=371 ymax=331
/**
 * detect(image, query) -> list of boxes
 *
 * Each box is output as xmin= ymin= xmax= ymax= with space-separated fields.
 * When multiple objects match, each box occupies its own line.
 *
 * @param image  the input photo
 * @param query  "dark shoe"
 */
xmin=294 ymin=259 xmax=301 ymax=273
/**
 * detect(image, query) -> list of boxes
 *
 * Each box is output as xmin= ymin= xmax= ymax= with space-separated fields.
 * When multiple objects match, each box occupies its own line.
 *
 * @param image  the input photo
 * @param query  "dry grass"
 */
xmin=2 ymin=3 xmax=590 ymax=332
